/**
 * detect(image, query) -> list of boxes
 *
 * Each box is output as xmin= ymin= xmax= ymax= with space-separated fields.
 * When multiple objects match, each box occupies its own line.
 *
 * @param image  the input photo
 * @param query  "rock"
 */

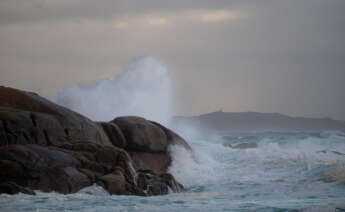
xmin=0 ymin=86 xmax=189 ymax=196
xmin=160 ymin=173 xmax=183 ymax=192
xmin=78 ymin=168 xmax=97 ymax=182
xmin=0 ymin=144 xmax=78 ymax=169
xmin=147 ymin=181 xmax=169 ymax=196
xmin=0 ymin=143 xmax=136 ymax=194
xmin=0 ymin=142 xmax=183 ymax=196
xmin=150 ymin=121 xmax=192 ymax=151
xmin=34 ymin=166 xmax=91 ymax=194
xmin=112 ymin=116 xmax=192 ymax=173
xmin=0 ymin=86 xmax=112 ymax=147
xmin=97 ymin=122 xmax=127 ymax=149
xmin=0 ymin=182 xmax=35 ymax=195
xmin=98 ymin=173 xmax=126 ymax=195
xmin=130 ymin=152 xmax=171 ymax=174
xmin=0 ymin=144 xmax=87 ymax=193
xmin=135 ymin=170 xmax=183 ymax=196
xmin=223 ymin=142 xmax=258 ymax=149
xmin=111 ymin=116 xmax=168 ymax=152
xmin=0 ymin=160 xmax=25 ymax=183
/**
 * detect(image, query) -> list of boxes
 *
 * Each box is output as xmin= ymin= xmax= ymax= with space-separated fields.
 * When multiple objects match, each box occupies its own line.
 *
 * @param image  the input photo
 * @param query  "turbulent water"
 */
xmin=1 ymin=131 xmax=345 ymax=211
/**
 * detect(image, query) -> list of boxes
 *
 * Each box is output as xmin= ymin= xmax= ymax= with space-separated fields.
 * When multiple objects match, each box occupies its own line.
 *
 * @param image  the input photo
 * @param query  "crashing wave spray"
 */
xmin=57 ymin=57 xmax=173 ymax=124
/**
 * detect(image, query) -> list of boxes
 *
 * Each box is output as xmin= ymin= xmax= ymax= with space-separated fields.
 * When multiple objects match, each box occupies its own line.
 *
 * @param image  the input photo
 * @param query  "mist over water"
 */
xmin=57 ymin=56 xmax=173 ymax=124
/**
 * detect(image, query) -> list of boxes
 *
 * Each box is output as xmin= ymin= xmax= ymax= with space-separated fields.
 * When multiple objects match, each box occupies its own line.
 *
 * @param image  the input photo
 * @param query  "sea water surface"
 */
xmin=1 ymin=131 xmax=345 ymax=211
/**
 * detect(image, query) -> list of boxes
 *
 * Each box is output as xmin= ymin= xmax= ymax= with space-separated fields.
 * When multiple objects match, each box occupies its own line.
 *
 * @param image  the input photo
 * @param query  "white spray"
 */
xmin=57 ymin=57 xmax=173 ymax=124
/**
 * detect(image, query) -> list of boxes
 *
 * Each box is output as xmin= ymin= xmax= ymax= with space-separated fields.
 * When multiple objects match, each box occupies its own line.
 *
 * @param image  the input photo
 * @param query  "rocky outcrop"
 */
xmin=0 ymin=86 xmax=189 ymax=196
xmin=0 ymin=182 xmax=35 ymax=195
xmin=135 ymin=170 xmax=183 ymax=196
xmin=109 ymin=117 xmax=191 ymax=174
xmin=0 ymin=86 xmax=111 ymax=147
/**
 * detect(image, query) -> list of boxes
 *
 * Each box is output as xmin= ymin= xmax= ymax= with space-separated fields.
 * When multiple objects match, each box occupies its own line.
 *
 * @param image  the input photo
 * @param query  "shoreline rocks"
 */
xmin=0 ymin=86 xmax=190 ymax=196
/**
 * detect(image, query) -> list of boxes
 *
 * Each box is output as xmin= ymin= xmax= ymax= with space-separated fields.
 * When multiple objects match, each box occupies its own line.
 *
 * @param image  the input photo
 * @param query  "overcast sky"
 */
xmin=1 ymin=0 xmax=345 ymax=119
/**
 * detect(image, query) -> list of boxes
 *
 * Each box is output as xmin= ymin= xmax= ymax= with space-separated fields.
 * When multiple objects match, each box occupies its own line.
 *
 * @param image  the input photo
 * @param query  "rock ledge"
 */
xmin=0 ymin=86 xmax=191 ymax=196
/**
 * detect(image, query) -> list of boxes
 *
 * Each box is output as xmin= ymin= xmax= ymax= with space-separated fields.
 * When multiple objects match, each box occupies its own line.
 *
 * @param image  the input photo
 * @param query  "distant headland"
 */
xmin=172 ymin=111 xmax=345 ymax=133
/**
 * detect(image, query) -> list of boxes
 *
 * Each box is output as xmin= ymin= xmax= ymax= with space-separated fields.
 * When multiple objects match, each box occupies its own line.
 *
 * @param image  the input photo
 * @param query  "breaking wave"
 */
xmin=57 ymin=56 xmax=173 ymax=124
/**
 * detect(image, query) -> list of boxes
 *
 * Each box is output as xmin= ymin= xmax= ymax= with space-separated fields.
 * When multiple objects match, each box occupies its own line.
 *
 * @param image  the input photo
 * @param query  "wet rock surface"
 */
xmin=0 ymin=86 xmax=190 ymax=196
xmin=0 ymin=182 xmax=35 ymax=195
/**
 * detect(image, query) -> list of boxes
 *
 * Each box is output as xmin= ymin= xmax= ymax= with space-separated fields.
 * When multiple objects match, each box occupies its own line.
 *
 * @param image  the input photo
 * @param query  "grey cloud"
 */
xmin=1 ymin=0 xmax=345 ymax=120
xmin=0 ymin=0 xmax=251 ymax=24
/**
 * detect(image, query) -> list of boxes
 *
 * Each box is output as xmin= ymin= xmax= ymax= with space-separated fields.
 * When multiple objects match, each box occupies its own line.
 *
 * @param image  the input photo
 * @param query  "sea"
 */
xmin=1 ymin=131 xmax=345 ymax=212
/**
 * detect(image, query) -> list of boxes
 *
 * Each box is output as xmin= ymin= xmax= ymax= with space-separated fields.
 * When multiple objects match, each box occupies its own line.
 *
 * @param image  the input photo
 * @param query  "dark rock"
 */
xmin=0 ymin=86 xmax=111 ymax=147
xmin=34 ymin=166 xmax=91 ymax=194
xmin=0 ymin=86 xmax=189 ymax=196
xmin=112 ymin=116 xmax=192 ymax=173
xmin=112 ymin=116 xmax=168 ymax=152
xmin=147 ymin=181 xmax=169 ymax=196
xmin=130 ymin=152 xmax=171 ymax=174
xmin=135 ymin=170 xmax=183 ymax=196
xmin=0 ymin=144 xmax=89 ymax=193
xmin=0 ymin=160 xmax=25 ymax=184
xmin=78 ymin=168 xmax=97 ymax=182
xmin=150 ymin=121 xmax=192 ymax=151
xmin=160 ymin=173 xmax=184 ymax=192
xmin=97 ymin=122 xmax=127 ymax=148
xmin=0 ymin=144 xmax=78 ymax=169
xmin=0 ymin=182 xmax=35 ymax=195
xmin=98 ymin=173 xmax=126 ymax=195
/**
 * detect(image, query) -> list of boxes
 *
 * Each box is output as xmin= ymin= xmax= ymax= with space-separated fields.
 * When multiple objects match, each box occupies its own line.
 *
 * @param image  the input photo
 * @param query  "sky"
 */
xmin=0 ymin=0 xmax=345 ymax=120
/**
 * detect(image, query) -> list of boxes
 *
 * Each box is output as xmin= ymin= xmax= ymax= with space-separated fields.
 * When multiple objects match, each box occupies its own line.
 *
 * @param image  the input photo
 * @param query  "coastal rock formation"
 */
xmin=0 ymin=182 xmax=35 ymax=195
xmin=110 ymin=117 xmax=191 ymax=174
xmin=0 ymin=86 xmax=191 ymax=196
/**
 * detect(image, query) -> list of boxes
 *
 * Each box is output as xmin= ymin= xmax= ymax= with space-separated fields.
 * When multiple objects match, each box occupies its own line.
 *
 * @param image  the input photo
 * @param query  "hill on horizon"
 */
xmin=172 ymin=111 xmax=345 ymax=133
